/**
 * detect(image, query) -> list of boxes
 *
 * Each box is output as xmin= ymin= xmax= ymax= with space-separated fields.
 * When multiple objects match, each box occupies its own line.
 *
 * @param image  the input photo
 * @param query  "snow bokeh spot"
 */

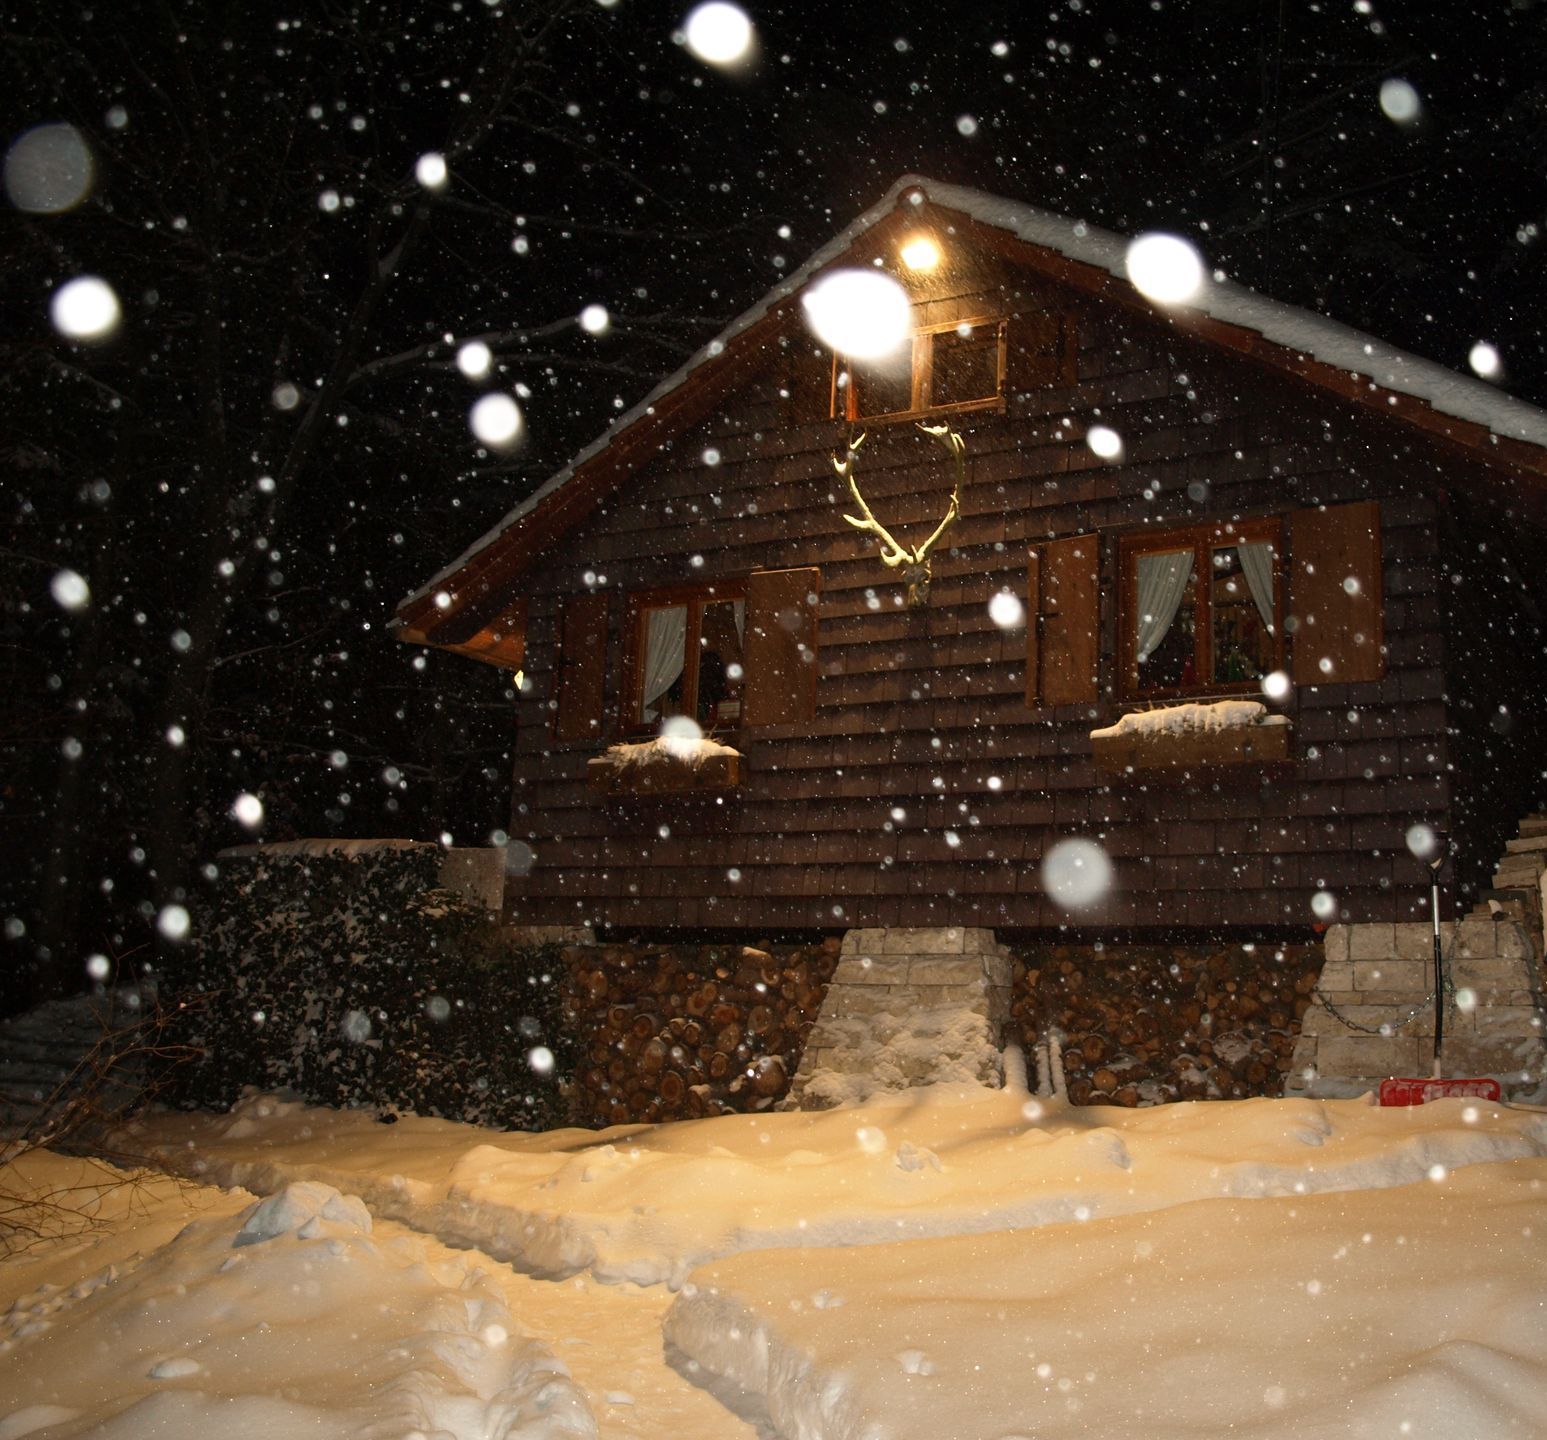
xmin=50 ymin=276 xmax=121 ymax=341
xmin=469 ymin=393 xmax=522 ymax=448
xmin=50 ymin=569 xmax=90 ymax=611
xmin=456 ymin=341 xmax=492 ymax=379
xmin=1379 ymin=78 xmax=1421 ymax=123
xmin=1085 ymin=424 xmax=1123 ymax=460
xmin=1469 ymin=341 xmax=1502 ymax=379
xmin=682 ymin=2 xmax=754 ymax=66
xmin=801 ymin=269 xmax=911 ymax=359
xmin=1124 ymin=233 xmax=1206 ymax=306
xmin=1261 ymin=670 xmax=1291 ymax=702
xmin=231 ymin=792 xmax=264 ymax=829
xmin=855 ymin=1125 xmax=887 ymax=1155
xmin=988 ymin=591 xmax=1025 ymax=630
xmin=414 ymin=152 xmax=448 ymax=189
xmin=1040 ymin=837 xmax=1113 ymax=911
xmin=156 ymin=904 xmax=190 ymax=942
xmin=4 ymin=122 xmax=94 ymax=212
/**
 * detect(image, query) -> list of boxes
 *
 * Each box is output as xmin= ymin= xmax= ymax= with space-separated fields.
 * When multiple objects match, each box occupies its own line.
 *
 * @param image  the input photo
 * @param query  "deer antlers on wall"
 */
xmin=834 ymin=421 xmax=966 ymax=608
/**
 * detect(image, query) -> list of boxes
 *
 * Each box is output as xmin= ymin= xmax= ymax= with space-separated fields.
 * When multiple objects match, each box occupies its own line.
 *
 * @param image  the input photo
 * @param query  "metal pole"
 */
xmin=1431 ymin=873 xmax=1444 ymax=1080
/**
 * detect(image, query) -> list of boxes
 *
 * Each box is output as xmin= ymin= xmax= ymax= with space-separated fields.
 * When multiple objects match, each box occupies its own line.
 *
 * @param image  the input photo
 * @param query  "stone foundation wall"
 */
xmin=1288 ymin=920 xmax=1547 ymax=1098
xmin=783 ymin=927 xmax=1014 ymax=1110
xmin=1008 ymin=941 xmax=1325 ymax=1105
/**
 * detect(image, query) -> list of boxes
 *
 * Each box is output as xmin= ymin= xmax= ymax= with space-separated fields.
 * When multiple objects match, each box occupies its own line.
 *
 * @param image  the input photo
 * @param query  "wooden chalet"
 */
xmin=395 ymin=176 xmax=1547 ymax=939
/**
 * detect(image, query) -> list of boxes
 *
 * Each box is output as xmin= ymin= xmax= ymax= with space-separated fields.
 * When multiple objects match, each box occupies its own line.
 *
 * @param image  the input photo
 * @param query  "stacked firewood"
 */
xmin=562 ymin=939 xmax=840 ymax=1126
xmin=1010 ymin=944 xmax=1324 ymax=1106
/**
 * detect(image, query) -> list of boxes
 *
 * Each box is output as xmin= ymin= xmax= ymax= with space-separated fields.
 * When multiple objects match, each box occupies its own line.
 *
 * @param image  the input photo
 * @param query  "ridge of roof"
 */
xmin=398 ymin=174 xmax=1547 ymax=618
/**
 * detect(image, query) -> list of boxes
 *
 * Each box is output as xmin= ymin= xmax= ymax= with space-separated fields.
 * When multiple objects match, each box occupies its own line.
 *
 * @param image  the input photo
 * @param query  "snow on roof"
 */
xmin=217 ymin=837 xmax=434 ymax=859
xmin=401 ymin=174 xmax=1547 ymax=613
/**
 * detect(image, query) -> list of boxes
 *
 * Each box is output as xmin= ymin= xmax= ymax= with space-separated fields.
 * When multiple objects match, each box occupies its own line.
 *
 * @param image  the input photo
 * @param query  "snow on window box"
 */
xmin=587 ymin=734 xmax=745 ymax=796
xmin=1090 ymin=699 xmax=1291 ymax=773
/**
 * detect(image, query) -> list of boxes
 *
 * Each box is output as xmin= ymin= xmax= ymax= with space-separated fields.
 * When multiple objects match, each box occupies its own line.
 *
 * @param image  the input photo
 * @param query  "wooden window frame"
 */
xmin=1117 ymin=518 xmax=1286 ymax=702
xmin=619 ymin=579 xmax=748 ymax=737
xmin=832 ymin=315 xmax=1008 ymax=424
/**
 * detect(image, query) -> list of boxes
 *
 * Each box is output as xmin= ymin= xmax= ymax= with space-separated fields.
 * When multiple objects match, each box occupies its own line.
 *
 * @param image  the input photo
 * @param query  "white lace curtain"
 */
xmin=1236 ymin=542 xmax=1275 ymax=631
xmin=640 ymin=605 xmax=687 ymax=720
xmin=1135 ymin=549 xmax=1195 ymax=663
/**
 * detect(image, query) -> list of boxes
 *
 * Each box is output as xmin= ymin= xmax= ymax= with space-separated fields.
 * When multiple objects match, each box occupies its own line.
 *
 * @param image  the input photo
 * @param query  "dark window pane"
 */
xmin=848 ymin=356 xmax=913 ymax=418
xmin=636 ymin=604 xmax=688 ymax=724
xmin=1134 ymin=547 xmax=1197 ymax=691
xmin=1210 ymin=546 xmax=1275 ymax=683
xmin=696 ymin=599 xmax=744 ymax=728
xmin=930 ymin=326 xmax=999 ymax=407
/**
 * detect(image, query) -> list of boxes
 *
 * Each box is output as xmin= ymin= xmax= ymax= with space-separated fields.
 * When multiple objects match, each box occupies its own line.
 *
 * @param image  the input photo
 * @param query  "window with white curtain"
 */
xmin=626 ymin=584 xmax=747 ymax=731
xmin=1121 ymin=521 xmax=1282 ymax=698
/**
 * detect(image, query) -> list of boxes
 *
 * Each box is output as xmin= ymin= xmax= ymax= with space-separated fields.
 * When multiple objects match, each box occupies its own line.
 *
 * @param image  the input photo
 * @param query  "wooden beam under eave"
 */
xmin=415 ymin=306 xmax=799 ymax=641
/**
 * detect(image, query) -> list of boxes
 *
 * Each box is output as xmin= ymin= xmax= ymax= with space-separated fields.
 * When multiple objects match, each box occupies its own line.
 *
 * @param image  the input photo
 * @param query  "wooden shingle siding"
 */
xmin=552 ymin=592 xmax=610 ymax=744
xmin=500 ymin=278 xmax=1471 ymax=933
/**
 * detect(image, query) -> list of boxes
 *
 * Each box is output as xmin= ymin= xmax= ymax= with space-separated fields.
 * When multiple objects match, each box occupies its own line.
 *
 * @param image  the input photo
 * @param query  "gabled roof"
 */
xmin=397 ymin=174 xmax=1547 ymax=653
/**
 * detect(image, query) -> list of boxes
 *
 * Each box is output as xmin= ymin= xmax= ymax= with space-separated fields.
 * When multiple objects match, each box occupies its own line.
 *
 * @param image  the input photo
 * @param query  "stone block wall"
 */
xmin=1287 ymin=920 xmax=1547 ymax=1098
xmin=783 ymin=927 xmax=1015 ymax=1110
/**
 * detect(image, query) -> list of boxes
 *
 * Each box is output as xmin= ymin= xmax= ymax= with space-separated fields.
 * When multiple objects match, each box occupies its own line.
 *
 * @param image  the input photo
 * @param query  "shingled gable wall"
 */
xmin=495 ymin=253 xmax=1473 ymax=936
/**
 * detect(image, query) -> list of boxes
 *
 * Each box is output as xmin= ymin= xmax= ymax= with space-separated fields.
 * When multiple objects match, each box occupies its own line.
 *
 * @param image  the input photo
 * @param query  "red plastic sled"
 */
xmin=1378 ymin=1076 xmax=1502 ymax=1106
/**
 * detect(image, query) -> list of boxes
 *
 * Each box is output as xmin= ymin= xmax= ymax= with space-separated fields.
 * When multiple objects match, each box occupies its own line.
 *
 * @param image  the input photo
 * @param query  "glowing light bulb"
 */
xmin=900 ymin=235 xmax=941 ymax=270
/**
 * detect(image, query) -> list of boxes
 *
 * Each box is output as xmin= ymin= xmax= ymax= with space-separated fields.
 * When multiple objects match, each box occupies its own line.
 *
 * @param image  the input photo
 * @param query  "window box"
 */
xmin=587 ymin=737 xmax=745 ymax=797
xmin=1091 ymin=701 xmax=1291 ymax=774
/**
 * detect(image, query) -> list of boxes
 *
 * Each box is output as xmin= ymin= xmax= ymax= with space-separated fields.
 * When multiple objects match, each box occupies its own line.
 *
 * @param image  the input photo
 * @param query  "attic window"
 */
xmin=834 ymin=316 xmax=1007 ymax=423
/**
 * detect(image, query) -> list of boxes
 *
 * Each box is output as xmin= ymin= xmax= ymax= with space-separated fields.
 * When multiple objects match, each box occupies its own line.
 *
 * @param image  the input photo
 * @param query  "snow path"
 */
xmin=127 ymin=1086 xmax=1547 ymax=1288
xmin=0 ymin=1154 xmax=750 ymax=1440
xmin=14 ymin=1089 xmax=1547 ymax=1439
xmin=667 ymin=1159 xmax=1547 ymax=1440
xmin=0 ymin=1156 xmax=595 ymax=1440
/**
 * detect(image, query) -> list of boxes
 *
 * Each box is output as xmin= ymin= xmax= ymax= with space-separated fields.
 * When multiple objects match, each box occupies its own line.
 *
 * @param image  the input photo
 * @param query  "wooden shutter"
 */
xmin=553 ymin=592 xmax=610 ymax=743
xmin=743 ymin=566 xmax=821 ymax=725
xmin=1030 ymin=533 xmax=1100 ymax=707
xmin=1005 ymin=312 xmax=1076 ymax=393
xmin=1290 ymin=501 xmax=1384 ymax=685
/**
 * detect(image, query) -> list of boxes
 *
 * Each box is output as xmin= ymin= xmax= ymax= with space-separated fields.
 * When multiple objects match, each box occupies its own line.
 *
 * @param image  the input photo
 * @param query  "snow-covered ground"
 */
xmin=3 ymin=1084 xmax=1546 ymax=1438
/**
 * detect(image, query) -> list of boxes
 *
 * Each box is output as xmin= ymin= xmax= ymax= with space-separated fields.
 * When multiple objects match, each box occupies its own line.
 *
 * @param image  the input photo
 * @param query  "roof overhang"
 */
xmin=397 ymin=175 xmax=1547 ymax=657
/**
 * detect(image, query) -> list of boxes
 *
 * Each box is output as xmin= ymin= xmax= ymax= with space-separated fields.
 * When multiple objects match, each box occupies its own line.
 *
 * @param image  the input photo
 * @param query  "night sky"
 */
xmin=5 ymin=0 xmax=1546 ymax=1005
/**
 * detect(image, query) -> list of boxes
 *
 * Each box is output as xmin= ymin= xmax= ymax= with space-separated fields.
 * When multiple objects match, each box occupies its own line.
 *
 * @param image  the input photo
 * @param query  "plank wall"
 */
xmin=503 ymin=274 xmax=1464 ymax=933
